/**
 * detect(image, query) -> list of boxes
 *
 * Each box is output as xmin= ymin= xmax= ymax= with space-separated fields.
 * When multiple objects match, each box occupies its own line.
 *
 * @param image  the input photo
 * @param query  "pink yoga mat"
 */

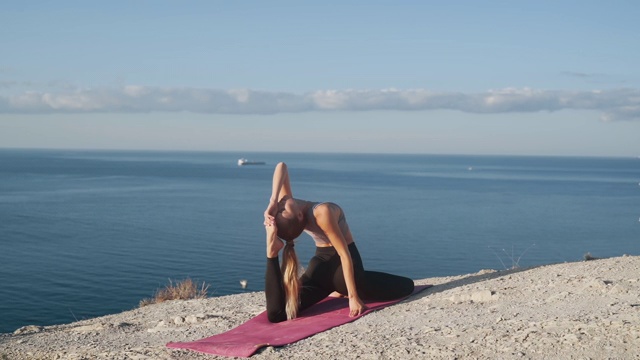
xmin=167 ymin=284 xmax=431 ymax=358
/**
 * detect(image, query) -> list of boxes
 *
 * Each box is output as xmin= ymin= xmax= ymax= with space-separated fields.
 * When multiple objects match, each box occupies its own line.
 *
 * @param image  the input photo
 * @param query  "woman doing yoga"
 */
xmin=263 ymin=162 xmax=414 ymax=323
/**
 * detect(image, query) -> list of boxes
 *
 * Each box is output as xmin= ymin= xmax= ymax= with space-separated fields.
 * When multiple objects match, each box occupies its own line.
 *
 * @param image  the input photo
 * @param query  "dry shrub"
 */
xmin=139 ymin=278 xmax=209 ymax=307
xmin=584 ymin=252 xmax=599 ymax=261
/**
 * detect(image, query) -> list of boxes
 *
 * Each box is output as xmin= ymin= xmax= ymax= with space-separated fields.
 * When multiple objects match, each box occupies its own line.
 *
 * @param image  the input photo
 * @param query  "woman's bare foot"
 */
xmin=267 ymin=237 xmax=284 ymax=257
xmin=266 ymin=223 xmax=284 ymax=257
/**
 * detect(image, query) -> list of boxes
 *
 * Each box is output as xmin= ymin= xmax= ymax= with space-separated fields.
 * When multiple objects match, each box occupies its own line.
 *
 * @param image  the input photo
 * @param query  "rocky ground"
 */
xmin=2 ymin=255 xmax=639 ymax=359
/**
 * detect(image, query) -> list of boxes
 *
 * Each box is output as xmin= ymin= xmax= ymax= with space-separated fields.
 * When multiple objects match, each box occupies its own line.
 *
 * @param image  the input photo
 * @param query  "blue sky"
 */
xmin=1 ymin=1 xmax=639 ymax=156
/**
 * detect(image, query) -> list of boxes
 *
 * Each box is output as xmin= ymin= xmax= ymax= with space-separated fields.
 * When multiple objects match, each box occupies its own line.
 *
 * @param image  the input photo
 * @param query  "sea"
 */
xmin=1 ymin=149 xmax=639 ymax=334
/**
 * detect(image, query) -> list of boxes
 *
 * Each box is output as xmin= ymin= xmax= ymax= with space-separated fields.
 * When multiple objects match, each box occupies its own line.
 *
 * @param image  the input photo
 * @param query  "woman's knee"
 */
xmin=360 ymin=272 xmax=414 ymax=299
xmin=400 ymin=277 xmax=415 ymax=296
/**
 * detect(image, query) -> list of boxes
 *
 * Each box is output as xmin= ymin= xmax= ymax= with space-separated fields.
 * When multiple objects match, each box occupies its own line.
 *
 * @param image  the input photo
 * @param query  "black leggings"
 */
xmin=265 ymin=243 xmax=414 ymax=323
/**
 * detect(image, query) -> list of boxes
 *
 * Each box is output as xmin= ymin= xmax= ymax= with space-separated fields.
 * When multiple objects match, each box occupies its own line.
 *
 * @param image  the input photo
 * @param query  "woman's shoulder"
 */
xmin=311 ymin=202 xmax=343 ymax=220
xmin=312 ymin=201 xmax=340 ymax=210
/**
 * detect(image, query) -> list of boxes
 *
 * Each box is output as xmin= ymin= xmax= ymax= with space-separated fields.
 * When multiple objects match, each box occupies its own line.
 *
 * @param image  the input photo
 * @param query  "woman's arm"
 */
xmin=314 ymin=204 xmax=367 ymax=317
xmin=264 ymin=162 xmax=293 ymax=221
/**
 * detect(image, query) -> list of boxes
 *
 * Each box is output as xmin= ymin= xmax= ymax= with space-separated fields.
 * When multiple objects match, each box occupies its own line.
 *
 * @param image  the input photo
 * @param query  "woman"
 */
xmin=263 ymin=162 xmax=414 ymax=323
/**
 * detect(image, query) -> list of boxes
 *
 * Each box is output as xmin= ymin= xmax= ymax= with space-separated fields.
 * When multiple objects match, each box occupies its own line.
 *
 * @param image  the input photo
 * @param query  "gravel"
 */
xmin=2 ymin=255 xmax=638 ymax=359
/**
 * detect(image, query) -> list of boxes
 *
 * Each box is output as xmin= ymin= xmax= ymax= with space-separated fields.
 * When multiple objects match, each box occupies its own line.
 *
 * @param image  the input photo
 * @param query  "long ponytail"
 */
xmin=281 ymin=241 xmax=301 ymax=320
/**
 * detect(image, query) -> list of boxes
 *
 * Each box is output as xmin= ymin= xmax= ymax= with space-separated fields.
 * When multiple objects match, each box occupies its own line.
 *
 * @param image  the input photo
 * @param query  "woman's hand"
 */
xmin=264 ymin=199 xmax=277 ymax=225
xmin=348 ymin=295 xmax=368 ymax=317
xmin=265 ymin=220 xmax=284 ymax=258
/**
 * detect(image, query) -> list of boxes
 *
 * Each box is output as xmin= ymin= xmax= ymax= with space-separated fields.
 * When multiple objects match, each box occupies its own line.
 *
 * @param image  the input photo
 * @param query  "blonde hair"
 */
xmin=281 ymin=241 xmax=301 ymax=319
xmin=275 ymin=207 xmax=306 ymax=320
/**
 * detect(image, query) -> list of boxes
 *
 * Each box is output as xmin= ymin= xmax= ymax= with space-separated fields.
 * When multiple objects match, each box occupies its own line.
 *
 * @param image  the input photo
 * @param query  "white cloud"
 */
xmin=122 ymin=85 xmax=149 ymax=97
xmin=1 ymin=86 xmax=639 ymax=121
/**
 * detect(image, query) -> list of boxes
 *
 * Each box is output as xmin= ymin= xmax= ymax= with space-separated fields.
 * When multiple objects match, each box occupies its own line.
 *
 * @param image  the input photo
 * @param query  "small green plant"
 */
xmin=489 ymin=243 xmax=536 ymax=270
xmin=139 ymin=278 xmax=209 ymax=307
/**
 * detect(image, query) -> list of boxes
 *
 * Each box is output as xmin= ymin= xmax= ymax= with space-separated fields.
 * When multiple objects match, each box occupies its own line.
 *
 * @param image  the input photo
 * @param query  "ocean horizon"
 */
xmin=1 ymin=149 xmax=639 ymax=334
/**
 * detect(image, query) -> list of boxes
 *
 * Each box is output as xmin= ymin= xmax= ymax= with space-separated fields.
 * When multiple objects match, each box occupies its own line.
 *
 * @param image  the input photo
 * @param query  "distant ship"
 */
xmin=238 ymin=158 xmax=266 ymax=166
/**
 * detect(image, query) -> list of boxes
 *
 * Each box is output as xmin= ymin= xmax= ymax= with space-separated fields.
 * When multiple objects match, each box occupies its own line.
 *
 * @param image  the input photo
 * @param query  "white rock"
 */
xmin=13 ymin=325 xmax=43 ymax=335
xmin=471 ymin=290 xmax=496 ymax=302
